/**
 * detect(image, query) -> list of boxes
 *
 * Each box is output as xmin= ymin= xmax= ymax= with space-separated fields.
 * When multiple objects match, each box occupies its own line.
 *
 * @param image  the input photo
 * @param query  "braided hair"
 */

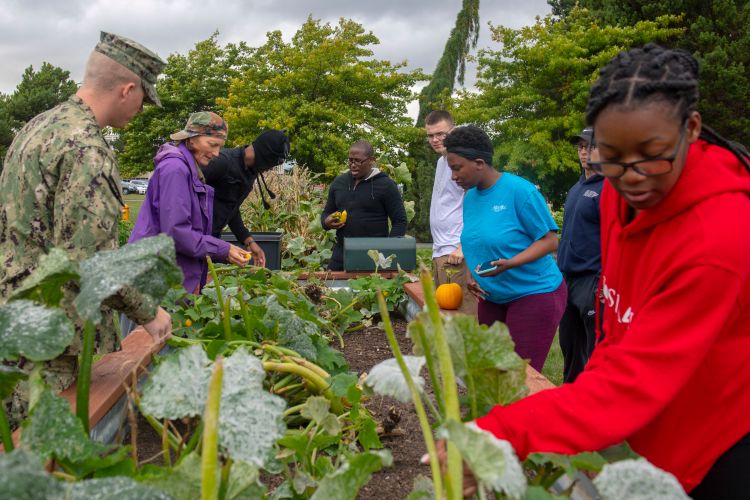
xmin=585 ymin=43 xmax=750 ymax=172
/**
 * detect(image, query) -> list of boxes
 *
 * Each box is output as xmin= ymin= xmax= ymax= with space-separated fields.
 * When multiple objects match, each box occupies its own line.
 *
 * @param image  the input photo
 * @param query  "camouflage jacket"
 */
xmin=0 ymin=95 xmax=155 ymax=354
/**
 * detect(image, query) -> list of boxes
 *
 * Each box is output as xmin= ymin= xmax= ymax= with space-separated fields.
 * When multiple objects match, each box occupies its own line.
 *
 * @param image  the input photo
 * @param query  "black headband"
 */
xmin=446 ymin=146 xmax=493 ymax=165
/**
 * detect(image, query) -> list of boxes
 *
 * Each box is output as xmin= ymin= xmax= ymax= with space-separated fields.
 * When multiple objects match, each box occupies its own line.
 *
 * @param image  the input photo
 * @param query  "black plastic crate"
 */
xmin=219 ymin=232 xmax=283 ymax=270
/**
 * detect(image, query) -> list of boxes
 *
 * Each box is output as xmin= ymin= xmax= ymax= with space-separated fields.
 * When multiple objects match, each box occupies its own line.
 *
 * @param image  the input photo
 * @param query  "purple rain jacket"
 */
xmin=129 ymin=142 xmax=230 ymax=293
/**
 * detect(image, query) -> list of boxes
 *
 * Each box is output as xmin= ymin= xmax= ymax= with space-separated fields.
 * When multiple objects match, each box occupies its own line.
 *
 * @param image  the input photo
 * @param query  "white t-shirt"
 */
xmin=429 ymin=155 xmax=465 ymax=258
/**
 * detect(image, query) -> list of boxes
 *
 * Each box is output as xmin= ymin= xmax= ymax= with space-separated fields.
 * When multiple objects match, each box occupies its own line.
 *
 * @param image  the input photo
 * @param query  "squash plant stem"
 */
xmin=376 ymin=291 xmax=443 ymax=498
xmin=76 ymin=320 xmax=96 ymax=432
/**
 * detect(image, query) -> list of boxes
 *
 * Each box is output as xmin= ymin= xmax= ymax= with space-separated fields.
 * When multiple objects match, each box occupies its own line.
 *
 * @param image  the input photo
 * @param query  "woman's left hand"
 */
xmin=475 ymin=259 xmax=514 ymax=277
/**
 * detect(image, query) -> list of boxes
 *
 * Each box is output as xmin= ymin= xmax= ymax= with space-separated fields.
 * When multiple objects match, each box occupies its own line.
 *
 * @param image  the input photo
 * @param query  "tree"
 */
xmin=549 ymin=0 xmax=750 ymax=147
xmin=0 ymin=63 xmax=77 ymax=165
xmin=411 ymin=0 xmax=480 ymax=240
xmin=220 ymin=17 xmax=425 ymax=179
xmin=117 ymin=32 xmax=254 ymax=178
xmin=453 ymin=8 xmax=682 ymax=206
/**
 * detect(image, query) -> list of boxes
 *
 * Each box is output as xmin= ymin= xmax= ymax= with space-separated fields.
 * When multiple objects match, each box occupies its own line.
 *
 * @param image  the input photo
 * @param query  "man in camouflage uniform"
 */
xmin=0 ymin=32 xmax=173 ymax=425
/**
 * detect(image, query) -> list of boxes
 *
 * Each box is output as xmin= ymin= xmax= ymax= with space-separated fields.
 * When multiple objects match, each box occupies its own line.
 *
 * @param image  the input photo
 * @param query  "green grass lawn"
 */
xmin=123 ymin=194 xmax=145 ymax=222
xmin=542 ymin=331 xmax=564 ymax=386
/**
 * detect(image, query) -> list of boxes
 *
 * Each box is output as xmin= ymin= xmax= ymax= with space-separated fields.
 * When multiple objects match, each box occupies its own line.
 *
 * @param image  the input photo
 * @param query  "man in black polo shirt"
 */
xmin=557 ymin=127 xmax=604 ymax=383
xmin=202 ymin=130 xmax=289 ymax=267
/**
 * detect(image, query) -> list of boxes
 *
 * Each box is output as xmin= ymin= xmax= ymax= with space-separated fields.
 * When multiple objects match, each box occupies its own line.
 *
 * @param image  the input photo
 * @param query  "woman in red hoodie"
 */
xmin=462 ymin=44 xmax=750 ymax=498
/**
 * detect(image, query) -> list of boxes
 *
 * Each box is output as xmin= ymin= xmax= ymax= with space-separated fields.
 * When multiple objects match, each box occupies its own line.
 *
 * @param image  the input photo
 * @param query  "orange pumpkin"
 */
xmin=436 ymin=283 xmax=463 ymax=310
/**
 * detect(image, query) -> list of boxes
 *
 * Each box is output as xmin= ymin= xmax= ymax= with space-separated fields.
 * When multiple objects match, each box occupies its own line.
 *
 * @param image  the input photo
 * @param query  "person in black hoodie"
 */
xmin=202 ymin=129 xmax=290 ymax=267
xmin=556 ymin=127 xmax=605 ymax=382
xmin=321 ymin=140 xmax=408 ymax=271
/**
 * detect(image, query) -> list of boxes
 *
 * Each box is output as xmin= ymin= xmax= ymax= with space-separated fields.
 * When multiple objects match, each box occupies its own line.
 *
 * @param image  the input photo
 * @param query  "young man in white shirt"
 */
xmin=425 ymin=110 xmax=476 ymax=314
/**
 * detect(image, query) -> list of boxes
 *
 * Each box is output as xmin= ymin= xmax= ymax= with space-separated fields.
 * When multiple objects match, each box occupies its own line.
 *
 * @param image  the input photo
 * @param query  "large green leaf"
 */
xmin=10 ymin=248 xmax=79 ymax=306
xmin=20 ymin=388 xmax=107 ymax=463
xmin=225 ymin=459 xmax=267 ymax=499
xmin=139 ymin=347 xmax=286 ymax=468
xmin=593 ymin=459 xmax=688 ymax=500
xmin=139 ymin=451 xmax=201 ymax=499
xmin=0 ymin=300 xmax=75 ymax=362
xmin=442 ymin=420 xmax=527 ymax=499
xmin=410 ymin=312 xmax=527 ymax=416
xmin=263 ymin=296 xmax=318 ymax=361
xmin=364 ymin=356 xmax=425 ymax=403
xmin=66 ymin=476 xmax=173 ymax=499
xmin=75 ymin=234 xmax=182 ymax=324
xmin=0 ymin=365 xmax=27 ymax=400
xmin=140 ymin=345 xmax=213 ymax=419
xmin=219 ymin=349 xmax=286 ymax=467
xmin=301 ymin=396 xmax=341 ymax=436
xmin=526 ymin=450 xmax=607 ymax=478
xmin=310 ymin=450 xmax=393 ymax=500
xmin=0 ymin=449 xmax=66 ymax=499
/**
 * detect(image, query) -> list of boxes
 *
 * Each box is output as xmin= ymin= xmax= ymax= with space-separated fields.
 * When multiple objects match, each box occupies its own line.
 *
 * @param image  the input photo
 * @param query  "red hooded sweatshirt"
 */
xmin=475 ymin=140 xmax=750 ymax=491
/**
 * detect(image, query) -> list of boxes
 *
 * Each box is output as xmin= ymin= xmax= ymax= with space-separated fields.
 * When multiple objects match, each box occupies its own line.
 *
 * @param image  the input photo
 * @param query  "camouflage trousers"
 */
xmin=4 ymin=355 xmax=78 ymax=430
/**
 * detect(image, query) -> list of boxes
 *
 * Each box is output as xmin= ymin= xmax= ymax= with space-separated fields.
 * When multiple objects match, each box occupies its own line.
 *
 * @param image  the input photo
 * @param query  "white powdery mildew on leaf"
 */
xmin=0 ymin=300 xmax=74 ymax=362
xmin=594 ymin=459 xmax=689 ymax=500
xmin=140 ymin=345 xmax=212 ymax=419
xmin=364 ymin=356 xmax=425 ymax=403
xmin=67 ymin=476 xmax=173 ymax=499
xmin=75 ymin=234 xmax=181 ymax=324
xmin=219 ymin=348 xmax=286 ymax=467
xmin=21 ymin=388 xmax=108 ymax=463
xmin=0 ymin=449 xmax=66 ymax=499
xmin=445 ymin=421 xmax=526 ymax=500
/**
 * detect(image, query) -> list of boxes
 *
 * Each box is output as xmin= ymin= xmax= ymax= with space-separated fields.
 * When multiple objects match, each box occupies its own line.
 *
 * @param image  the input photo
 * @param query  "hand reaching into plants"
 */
xmin=227 ymin=244 xmax=251 ymax=266
xmin=426 ymin=439 xmax=479 ymax=498
xmin=244 ymin=238 xmax=267 ymax=267
xmin=144 ymin=306 xmax=172 ymax=343
xmin=467 ymin=275 xmax=489 ymax=300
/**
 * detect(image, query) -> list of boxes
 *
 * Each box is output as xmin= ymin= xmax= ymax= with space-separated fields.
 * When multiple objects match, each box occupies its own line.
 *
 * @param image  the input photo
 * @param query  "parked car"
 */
xmin=121 ymin=179 xmax=136 ymax=194
xmin=130 ymin=179 xmax=149 ymax=195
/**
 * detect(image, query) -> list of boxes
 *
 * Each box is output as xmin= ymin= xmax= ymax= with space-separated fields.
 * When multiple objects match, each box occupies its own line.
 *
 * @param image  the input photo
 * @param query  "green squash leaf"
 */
xmin=226 ymin=459 xmax=267 ymax=499
xmin=593 ymin=459 xmax=689 ymax=500
xmin=140 ymin=345 xmax=212 ymax=419
xmin=20 ymin=388 xmax=108 ymax=463
xmin=0 ymin=365 xmax=27 ymax=400
xmin=0 ymin=300 xmax=75 ymax=362
xmin=442 ymin=420 xmax=526 ymax=499
xmin=66 ymin=476 xmax=173 ymax=499
xmin=404 ymin=475 xmax=434 ymax=500
xmin=75 ymin=234 xmax=182 ymax=324
xmin=410 ymin=313 xmax=528 ymax=418
xmin=10 ymin=248 xmax=79 ymax=307
xmin=138 ymin=451 xmax=201 ymax=499
xmin=310 ymin=450 xmax=393 ymax=500
xmin=364 ymin=356 xmax=425 ymax=403
xmin=0 ymin=449 xmax=66 ymax=499
xmin=301 ymin=396 xmax=331 ymax=425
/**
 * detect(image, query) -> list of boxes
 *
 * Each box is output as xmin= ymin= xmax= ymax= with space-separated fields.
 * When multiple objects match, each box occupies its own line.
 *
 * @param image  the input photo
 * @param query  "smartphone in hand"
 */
xmin=477 ymin=260 xmax=498 ymax=276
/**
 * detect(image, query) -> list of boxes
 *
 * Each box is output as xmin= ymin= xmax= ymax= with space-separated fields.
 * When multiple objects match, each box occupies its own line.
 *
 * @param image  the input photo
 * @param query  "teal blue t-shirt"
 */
xmin=461 ymin=172 xmax=562 ymax=304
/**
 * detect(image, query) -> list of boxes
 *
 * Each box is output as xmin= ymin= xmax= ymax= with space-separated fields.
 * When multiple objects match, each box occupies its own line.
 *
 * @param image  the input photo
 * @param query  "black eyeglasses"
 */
xmin=587 ymin=128 xmax=686 ymax=178
xmin=348 ymin=157 xmax=371 ymax=166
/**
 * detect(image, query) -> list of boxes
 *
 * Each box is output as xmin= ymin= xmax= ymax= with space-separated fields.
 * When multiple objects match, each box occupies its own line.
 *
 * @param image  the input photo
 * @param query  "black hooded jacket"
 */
xmin=321 ymin=170 xmax=408 ymax=270
xmin=202 ymin=146 xmax=257 ymax=242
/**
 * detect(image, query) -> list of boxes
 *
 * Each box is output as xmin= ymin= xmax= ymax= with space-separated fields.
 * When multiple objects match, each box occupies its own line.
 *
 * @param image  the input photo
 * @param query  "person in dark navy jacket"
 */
xmin=557 ymin=127 xmax=605 ymax=382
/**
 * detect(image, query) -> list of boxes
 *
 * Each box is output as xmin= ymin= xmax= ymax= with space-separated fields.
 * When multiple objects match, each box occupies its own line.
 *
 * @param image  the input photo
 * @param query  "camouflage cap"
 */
xmin=170 ymin=112 xmax=228 ymax=141
xmin=95 ymin=31 xmax=166 ymax=107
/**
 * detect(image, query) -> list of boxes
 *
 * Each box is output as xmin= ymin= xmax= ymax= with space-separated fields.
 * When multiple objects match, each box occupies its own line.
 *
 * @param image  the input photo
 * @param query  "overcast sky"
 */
xmin=0 ymin=0 xmax=551 ymax=114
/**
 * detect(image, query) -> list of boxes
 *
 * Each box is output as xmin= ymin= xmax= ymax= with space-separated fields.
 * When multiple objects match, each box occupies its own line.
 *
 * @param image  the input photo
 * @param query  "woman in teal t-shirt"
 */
xmin=443 ymin=126 xmax=567 ymax=371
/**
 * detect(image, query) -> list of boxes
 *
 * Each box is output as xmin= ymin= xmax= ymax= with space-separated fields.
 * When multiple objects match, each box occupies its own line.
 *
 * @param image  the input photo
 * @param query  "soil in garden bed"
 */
xmin=341 ymin=318 xmax=431 ymax=500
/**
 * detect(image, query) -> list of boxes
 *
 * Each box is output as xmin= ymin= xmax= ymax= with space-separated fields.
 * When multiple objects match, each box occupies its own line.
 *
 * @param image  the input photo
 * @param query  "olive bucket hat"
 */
xmin=170 ymin=112 xmax=228 ymax=141
xmin=94 ymin=31 xmax=166 ymax=107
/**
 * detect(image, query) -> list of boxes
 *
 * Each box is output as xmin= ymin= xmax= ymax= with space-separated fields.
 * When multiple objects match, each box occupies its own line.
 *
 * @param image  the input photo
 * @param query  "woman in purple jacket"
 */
xmin=130 ymin=112 xmax=249 ymax=293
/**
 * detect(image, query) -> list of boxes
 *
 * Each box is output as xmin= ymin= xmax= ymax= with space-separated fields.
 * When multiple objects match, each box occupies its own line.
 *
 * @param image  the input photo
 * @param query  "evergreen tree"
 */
xmin=410 ymin=0 xmax=480 ymax=241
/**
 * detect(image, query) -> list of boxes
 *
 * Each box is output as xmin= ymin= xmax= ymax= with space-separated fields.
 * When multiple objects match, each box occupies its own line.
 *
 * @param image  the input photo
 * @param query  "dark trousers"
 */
xmin=478 ymin=281 xmax=567 ymax=372
xmin=691 ymin=433 xmax=750 ymax=499
xmin=559 ymin=272 xmax=599 ymax=383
